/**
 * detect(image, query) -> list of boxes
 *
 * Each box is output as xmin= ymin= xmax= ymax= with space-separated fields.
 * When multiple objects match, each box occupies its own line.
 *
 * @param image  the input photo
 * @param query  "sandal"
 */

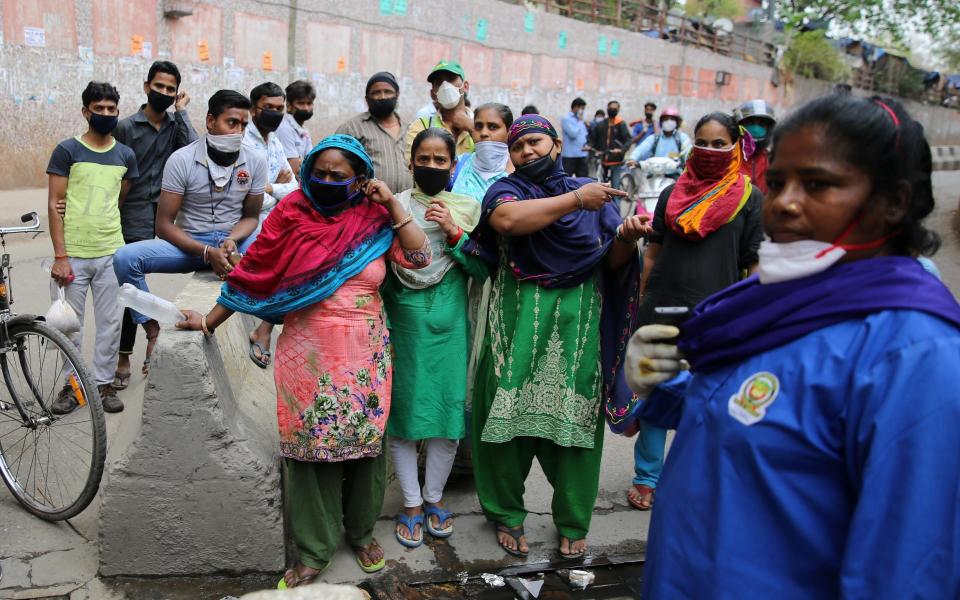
xmin=424 ymin=503 xmax=454 ymax=538
xmin=248 ymin=339 xmax=272 ymax=369
xmin=495 ymin=523 xmax=528 ymax=558
xmin=395 ymin=512 xmax=424 ymax=548
xmin=277 ymin=562 xmax=326 ymax=589
xmin=560 ymin=536 xmax=586 ymax=560
xmin=353 ymin=540 xmax=386 ymax=574
xmin=627 ymin=484 xmax=655 ymax=511
xmin=112 ymin=369 xmax=131 ymax=391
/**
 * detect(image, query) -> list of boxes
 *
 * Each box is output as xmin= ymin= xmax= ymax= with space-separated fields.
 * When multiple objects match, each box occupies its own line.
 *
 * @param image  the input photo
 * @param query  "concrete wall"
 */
xmin=1 ymin=0 xmax=959 ymax=188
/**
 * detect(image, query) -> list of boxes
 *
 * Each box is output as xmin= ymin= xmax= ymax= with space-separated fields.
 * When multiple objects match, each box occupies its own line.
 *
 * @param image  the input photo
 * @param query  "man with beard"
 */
xmin=276 ymin=80 xmax=316 ymax=174
xmin=735 ymin=99 xmax=776 ymax=195
xmin=336 ymin=71 xmax=412 ymax=193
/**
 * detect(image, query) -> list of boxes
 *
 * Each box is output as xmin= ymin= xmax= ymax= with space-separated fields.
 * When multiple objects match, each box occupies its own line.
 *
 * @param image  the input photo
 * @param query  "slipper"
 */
xmin=495 ymin=523 xmax=528 ymax=558
xmin=112 ymin=370 xmax=131 ymax=391
xmin=395 ymin=512 xmax=424 ymax=548
xmin=248 ymin=340 xmax=271 ymax=369
xmin=424 ymin=504 xmax=454 ymax=538
xmin=560 ymin=537 xmax=586 ymax=560
xmin=353 ymin=541 xmax=386 ymax=574
xmin=277 ymin=562 xmax=327 ymax=589
xmin=627 ymin=483 xmax=655 ymax=511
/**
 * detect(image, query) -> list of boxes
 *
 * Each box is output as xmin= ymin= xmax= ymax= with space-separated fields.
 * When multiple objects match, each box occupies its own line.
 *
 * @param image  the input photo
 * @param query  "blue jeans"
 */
xmin=633 ymin=422 xmax=667 ymax=487
xmin=113 ymin=231 xmax=255 ymax=324
xmin=603 ymin=164 xmax=625 ymax=190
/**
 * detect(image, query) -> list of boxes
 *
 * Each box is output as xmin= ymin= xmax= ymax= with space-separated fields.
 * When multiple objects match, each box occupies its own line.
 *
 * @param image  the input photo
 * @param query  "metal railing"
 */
xmin=508 ymin=1 xmax=776 ymax=66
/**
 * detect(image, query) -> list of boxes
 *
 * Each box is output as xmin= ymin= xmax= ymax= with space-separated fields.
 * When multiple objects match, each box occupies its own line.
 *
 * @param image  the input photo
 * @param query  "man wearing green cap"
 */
xmin=404 ymin=61 xmax=475 ymax=163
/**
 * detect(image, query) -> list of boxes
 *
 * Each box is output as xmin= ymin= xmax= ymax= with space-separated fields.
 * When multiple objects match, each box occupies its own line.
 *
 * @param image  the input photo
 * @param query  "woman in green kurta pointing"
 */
xmin=384 ymin=128 xmax=486 ymax=547
xmin=464 ymin=115 xmax=651 ymax=559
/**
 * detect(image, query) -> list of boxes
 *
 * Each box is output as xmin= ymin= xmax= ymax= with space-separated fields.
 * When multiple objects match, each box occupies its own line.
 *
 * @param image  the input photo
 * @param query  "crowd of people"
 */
xmin=45 ymin=56 xmax=960 ymax=596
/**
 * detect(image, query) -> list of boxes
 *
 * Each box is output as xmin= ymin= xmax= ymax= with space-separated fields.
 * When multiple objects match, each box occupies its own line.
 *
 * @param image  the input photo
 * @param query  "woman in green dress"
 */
xmin=384 ymin=128 xmax=487 ymax=547
xmin=467 ymin=115 xmax=651 ymax=559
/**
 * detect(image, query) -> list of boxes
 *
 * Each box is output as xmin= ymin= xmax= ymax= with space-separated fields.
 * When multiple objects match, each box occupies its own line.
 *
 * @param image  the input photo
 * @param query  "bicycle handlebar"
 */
xmin=0 ymin=212 xmax=41 ymax=235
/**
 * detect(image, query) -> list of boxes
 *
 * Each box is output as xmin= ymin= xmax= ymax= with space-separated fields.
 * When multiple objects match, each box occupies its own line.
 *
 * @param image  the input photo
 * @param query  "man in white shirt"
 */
xmin=275 ymin=80 xmax=315 ymax=174
xmin=243 ymin=82 xmax=298 ymax=217
xmin=242 ymin=82 xmax=298 ymax=369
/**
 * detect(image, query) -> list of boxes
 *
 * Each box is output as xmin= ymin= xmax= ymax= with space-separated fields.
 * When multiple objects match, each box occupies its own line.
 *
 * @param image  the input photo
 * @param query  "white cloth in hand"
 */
xmin=624 ymin=325 xmax=685 ymax=398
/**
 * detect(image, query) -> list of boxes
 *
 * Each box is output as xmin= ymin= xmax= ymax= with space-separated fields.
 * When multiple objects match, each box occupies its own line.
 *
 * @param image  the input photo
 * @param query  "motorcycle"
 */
xmin=619 ymin=156 xmax=681 ymax=220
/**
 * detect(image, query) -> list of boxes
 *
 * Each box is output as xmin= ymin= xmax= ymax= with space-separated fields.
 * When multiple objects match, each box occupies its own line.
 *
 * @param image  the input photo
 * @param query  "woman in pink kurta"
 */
xmin=179 ymin=135 xmax=430 ymax=587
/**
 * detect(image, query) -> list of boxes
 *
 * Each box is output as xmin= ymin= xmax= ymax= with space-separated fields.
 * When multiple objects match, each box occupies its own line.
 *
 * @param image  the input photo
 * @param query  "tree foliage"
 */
xmin=685 ymin=0 xmax=744 ymax=20
xmin=776 ymin=0 xmax=960 ymax=49
xmin=781 ymin=30 xmax=850 ymax=82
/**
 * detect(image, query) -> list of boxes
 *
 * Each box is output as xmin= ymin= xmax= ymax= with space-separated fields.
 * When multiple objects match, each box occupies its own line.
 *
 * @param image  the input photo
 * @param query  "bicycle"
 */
xmin=0 ymin=212 xmax=106 ymax=520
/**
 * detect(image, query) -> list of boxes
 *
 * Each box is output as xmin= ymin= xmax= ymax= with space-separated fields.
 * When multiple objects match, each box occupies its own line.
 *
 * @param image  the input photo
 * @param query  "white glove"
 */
xmin=624 ymin=325 xmax=685 ymax=398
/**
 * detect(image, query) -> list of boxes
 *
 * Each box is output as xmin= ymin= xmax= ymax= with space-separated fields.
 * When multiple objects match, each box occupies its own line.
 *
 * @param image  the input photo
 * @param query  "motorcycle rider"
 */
xmin=627 ymin=107 xmax=691 ymax=178
xmin=735 ymin=99 xmax=776 ymax=194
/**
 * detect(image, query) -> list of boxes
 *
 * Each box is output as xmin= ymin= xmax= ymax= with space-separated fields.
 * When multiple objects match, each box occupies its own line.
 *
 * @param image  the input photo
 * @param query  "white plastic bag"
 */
xmin=45 ymin=286 xmax=81 ymax=334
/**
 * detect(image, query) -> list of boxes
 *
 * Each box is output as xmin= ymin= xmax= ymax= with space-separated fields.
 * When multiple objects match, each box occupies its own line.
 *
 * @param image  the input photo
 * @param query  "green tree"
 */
xmin=781 ymin=30 xmax=850 ymax=82
xmin=776 ymin=0 xmax=960 ymax=49
xmin=685 ymin=0 xmax=744 ymax=20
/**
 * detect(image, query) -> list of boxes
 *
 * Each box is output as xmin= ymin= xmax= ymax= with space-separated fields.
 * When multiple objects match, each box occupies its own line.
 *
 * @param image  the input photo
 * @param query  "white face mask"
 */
xmin=661 ymin=119 xmax=677 ymax=133
xmin=472 ymin=141 xmax=509 ymax=177
xmin=436 ymin=81 xmax=462 ymax=110
xmin=757 ymin=239 xmax=847 ymax=284
xmin=206 ymin=132 xmax=244 ymax=153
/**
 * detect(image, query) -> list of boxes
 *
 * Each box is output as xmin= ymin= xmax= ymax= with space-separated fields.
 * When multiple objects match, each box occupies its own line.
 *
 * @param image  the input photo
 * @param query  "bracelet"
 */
xmin=574 ymin=189 xmax=584 ymax=210
xmin=392 ymin=214 xmax=413 ymax=230
xmin=446 ymin=226 xmax=464 ymax=246
xmin=54 ymin=254 xmax=68 ymax=260
xmin=201 ymin=315 xmax=212 ymax=336
xmin=202 ymin=245 xmax=210 ymax=264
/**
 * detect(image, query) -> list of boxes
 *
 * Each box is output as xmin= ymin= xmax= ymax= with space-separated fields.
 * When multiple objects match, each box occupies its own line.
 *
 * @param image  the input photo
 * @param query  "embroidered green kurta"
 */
xmin=478 ymin=257 xmax=603 ymax=449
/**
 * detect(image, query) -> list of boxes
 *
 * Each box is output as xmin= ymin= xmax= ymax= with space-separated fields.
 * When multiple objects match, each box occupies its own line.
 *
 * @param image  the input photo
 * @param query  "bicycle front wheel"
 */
xmin=0 ymin=319 xmax=106 ymax=520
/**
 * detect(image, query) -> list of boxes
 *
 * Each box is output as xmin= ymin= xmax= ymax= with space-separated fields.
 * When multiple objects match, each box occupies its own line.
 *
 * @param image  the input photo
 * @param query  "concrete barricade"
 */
xmin=99 ymin=272 xmax=284 ymax=576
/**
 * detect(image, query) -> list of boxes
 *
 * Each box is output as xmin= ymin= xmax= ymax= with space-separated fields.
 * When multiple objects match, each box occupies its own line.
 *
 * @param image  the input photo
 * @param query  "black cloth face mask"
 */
xmin=293 ymin=109 xmax=313 ymax=125
xmin=255 ymin=109 xmax=284 ymax=133
xmin=413 ymin=165 xmax=451 ymax=196
xmin=607 ymin=107 xmax=619 ymax=118
xmin=147 ymin=90 xmax=175 ymax=113
xmin=516 ymin=148 xmax=557 ymax=183
xmin=207 ymin=144 xmax=239 ymax=167
xmin=89 ymin=112 xmax=118 ymax=135
xmin=368 ymin=98 xmax=397 ymax=119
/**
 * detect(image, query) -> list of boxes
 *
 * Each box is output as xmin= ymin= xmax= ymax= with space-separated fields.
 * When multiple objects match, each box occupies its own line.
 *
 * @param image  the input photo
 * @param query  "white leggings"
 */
xmin=389 ymin=437 xmax=459 ymax=508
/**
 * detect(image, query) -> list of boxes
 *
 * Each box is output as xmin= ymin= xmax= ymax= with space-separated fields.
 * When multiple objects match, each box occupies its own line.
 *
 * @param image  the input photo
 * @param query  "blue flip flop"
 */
xmin=424 ymin=504 xmax=454 ymax=538
xmin=395 ymin=512 xmax=424 ymax=548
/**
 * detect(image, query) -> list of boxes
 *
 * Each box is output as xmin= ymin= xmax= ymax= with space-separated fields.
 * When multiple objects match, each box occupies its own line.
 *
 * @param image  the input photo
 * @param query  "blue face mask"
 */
xmin=744 ymin=123 xmax=768 ymax=141
xmin=307 ymin=176 xmax=364 ymax=214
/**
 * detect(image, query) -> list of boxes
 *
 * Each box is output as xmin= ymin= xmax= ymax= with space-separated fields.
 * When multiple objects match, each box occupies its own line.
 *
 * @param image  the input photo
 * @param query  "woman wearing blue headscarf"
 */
xmin=179 ymin=135 xmax=431 ymax=586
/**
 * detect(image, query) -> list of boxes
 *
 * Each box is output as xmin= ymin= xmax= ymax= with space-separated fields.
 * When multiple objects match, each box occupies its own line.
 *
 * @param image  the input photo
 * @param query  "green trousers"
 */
xmin=472 ymin=392 xmax=605 ymax=541
xmin=284 ymin=454 xmax=386 ymax=569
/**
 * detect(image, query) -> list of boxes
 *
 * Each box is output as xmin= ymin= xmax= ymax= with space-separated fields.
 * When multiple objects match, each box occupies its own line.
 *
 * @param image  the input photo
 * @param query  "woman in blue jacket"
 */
xmin=621 ymin=94 xmax=960 ymax=598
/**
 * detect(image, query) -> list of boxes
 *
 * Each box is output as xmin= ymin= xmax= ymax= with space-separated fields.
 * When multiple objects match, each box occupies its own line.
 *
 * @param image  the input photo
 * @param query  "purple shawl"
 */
xmin=680 ymin=256 xmax=960 ymax=373
xmin=476 ymin=160 xmax=642 ymax=436
xmin=478 ymin=161 xmax=622 ymax=288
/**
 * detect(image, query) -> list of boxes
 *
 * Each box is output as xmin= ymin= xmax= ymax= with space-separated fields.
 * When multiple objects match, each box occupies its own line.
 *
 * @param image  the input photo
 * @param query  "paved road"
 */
xmin=0 ymin=173 xmax=957 ymax=599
